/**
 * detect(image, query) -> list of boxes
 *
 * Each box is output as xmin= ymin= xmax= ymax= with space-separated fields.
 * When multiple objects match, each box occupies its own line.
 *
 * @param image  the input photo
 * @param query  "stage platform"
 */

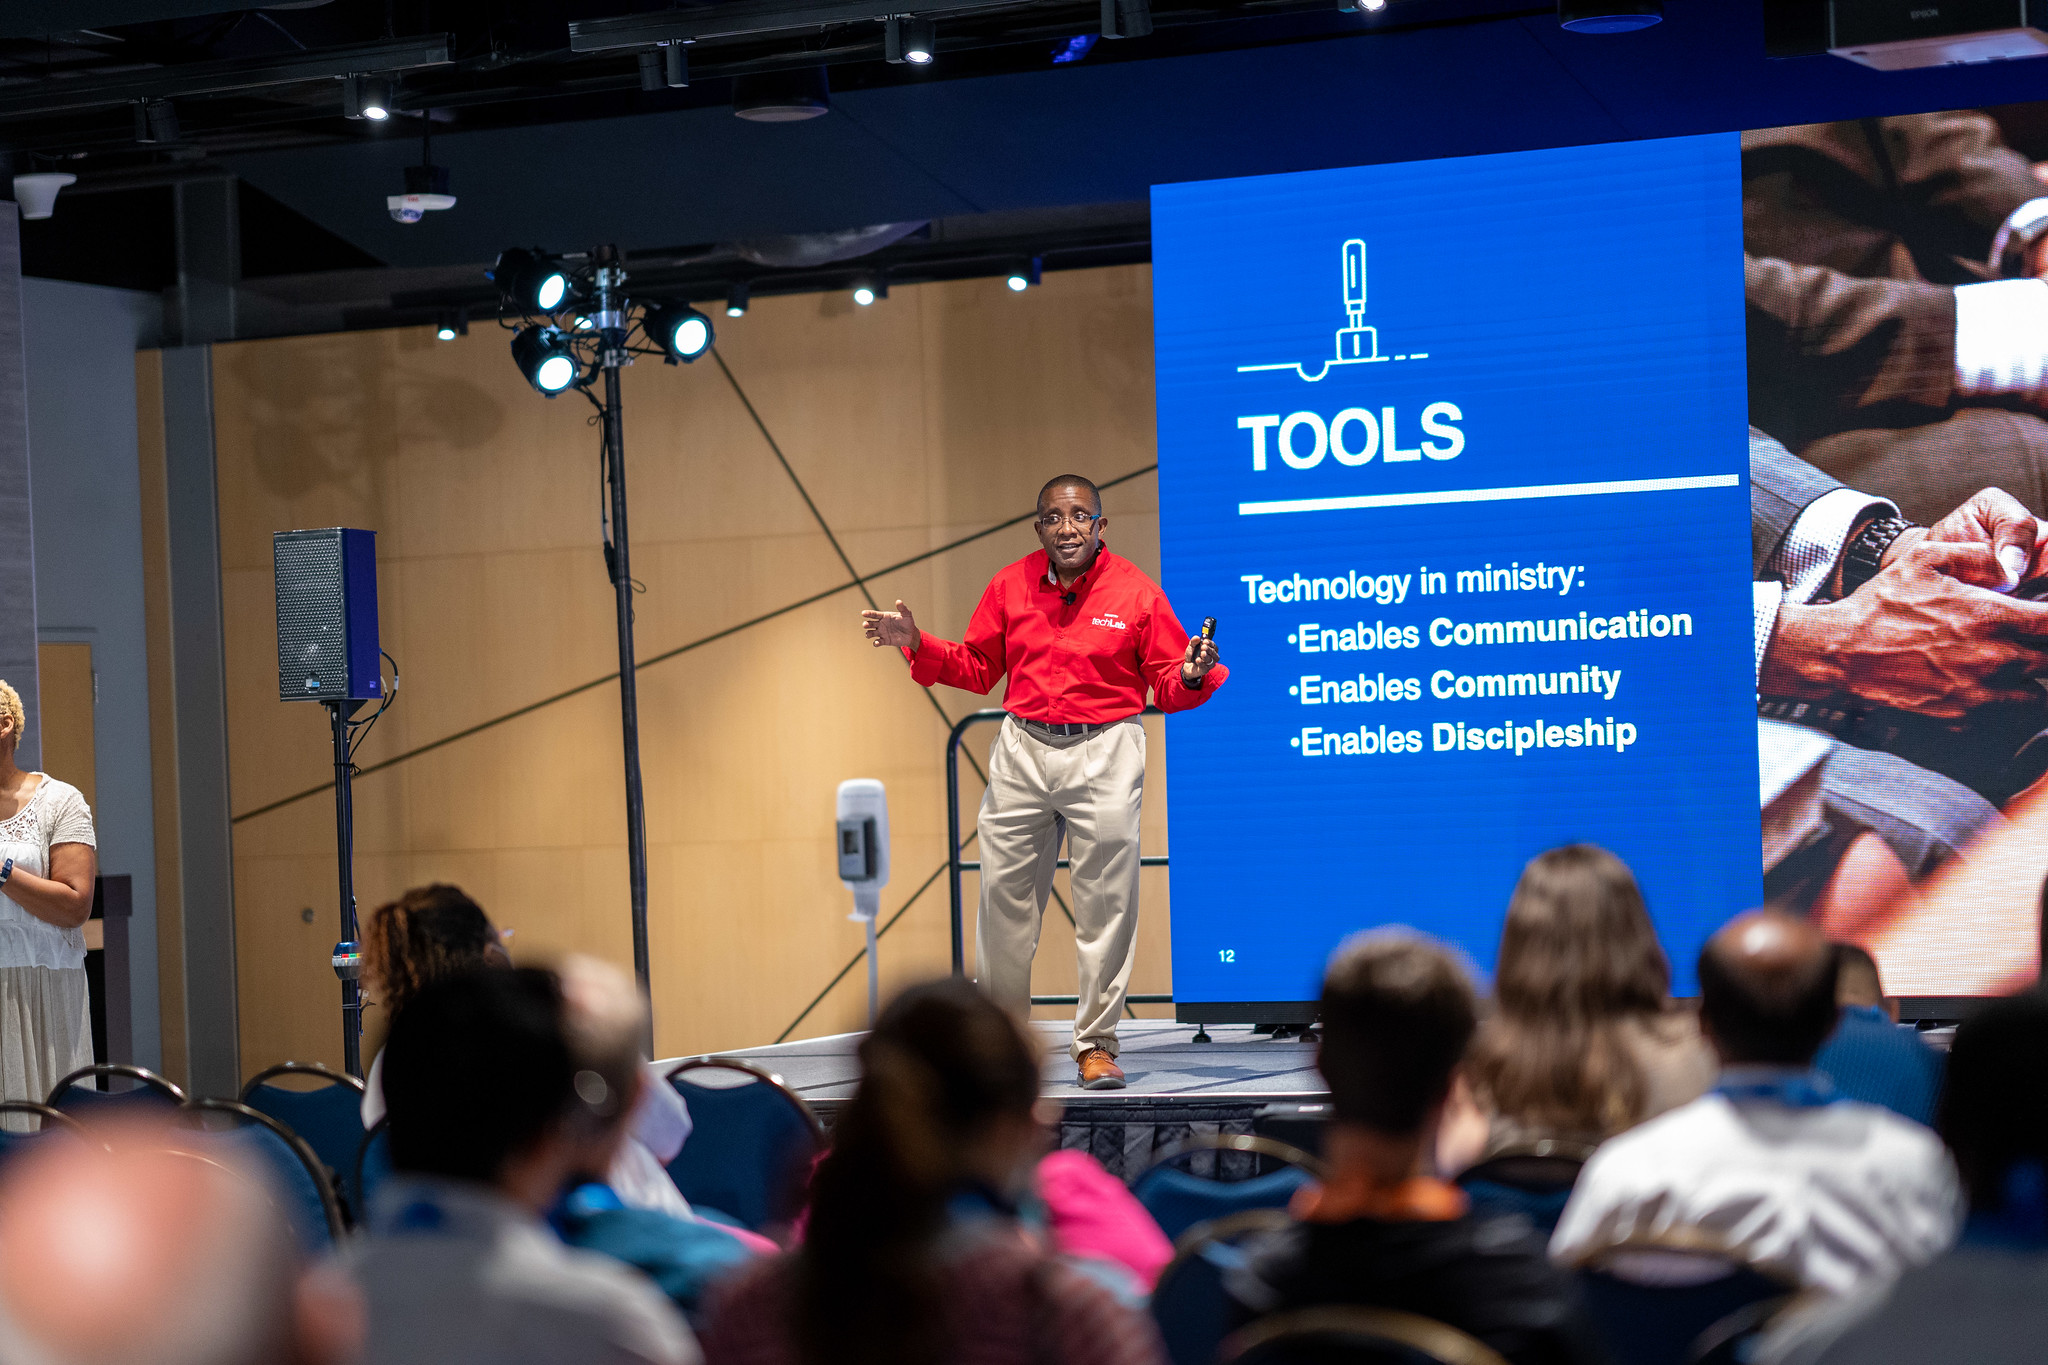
xmin=704 ymin=1021 xmax=1331 ymax=1180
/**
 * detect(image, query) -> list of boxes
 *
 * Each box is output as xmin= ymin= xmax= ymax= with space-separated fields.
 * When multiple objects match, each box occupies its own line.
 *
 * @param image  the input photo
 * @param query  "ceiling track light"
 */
xmin=644 ymin=301 xmax=715 ymax=362
xmin=1557 ymin=0 xmax=1661 ymax=30
xmin=1338 ymin=0 xmax=1387 ymax=10
xmin=885 ymin=15 xmax=937 ymax=64
xmin=510 ymin=325 xmax=581 ymax=395
xmin=1101 ymin=0 xmax=1153 ymax=40
xmin=343 ymin=72 xmax=395 ymax=121
xmin=852 ymin=275 xmax=888 ymax=306
xmin=1006 ymin=256 xmax=1043 ymax=291
xmin=726 ymin=281 xmax=751 ymax=317
xmin=133 ymin=98 xmax=180 ymax=145
xmin=435 ymin=308 xmax=467 ymax=341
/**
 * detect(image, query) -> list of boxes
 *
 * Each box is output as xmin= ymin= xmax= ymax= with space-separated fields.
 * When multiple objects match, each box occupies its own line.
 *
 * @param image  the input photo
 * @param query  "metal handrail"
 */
xmin=945 ymin=707 xmax=1170 ymax=1003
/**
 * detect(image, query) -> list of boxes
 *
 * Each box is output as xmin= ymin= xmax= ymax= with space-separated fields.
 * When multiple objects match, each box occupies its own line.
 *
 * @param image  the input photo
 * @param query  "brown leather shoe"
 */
xmin=1077 ymin=1047 xmax=1126 ymax=1090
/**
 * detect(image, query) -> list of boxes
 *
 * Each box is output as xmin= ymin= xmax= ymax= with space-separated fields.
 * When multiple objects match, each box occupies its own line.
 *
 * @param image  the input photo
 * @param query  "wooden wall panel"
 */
xmin=211 ymin=265 xmax=1175 ymax=1073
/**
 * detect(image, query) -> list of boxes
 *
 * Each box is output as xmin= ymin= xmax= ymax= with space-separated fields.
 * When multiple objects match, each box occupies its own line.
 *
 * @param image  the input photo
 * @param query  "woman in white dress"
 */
xmin=0 ymin=678 xmax=99 ymax=1108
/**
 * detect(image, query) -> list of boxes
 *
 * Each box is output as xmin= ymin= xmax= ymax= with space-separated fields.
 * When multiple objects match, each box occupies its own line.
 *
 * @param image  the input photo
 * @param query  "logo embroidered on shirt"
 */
xmin=1092 ymin=612 xmax=1129 ymax=631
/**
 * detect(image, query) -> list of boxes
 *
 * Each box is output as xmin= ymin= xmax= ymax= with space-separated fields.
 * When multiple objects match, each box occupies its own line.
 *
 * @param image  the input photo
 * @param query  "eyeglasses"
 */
xmin=1035 ymin=510 xmax=1102 ymax=532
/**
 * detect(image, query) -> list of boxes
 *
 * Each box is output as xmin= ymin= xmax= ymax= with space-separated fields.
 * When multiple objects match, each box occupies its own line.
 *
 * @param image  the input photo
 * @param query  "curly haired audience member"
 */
xmin=360 ymin=883 xmax=696 ymax=1219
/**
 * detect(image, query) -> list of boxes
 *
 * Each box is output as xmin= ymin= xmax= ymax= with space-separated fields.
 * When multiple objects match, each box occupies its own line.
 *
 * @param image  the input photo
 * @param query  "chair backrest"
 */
xmin=45 ymin=1063 xmax=185 ymax=1117
xmin=177 ymin=1099 xmax=346 ymax=1251
xmin=1150 ymin=1207 xmax=1292 ymax=1365
xmin=351 ymin=1117 xmax=392 ymax=1227
xmin=1220 ymin=1306 xmax=1513 ymax=1365
xmin=0 ymin=1101 xmax=89 ymax=1166
xmin=240 ymin=1063 xmax=368 ymax=1220
xmin=1454 ymin=1143 xmax=1591 ymax=1239
xmin=1131 ymin=1135 xmax=1325 ymax=1243
xmin=1572 ymin=1232 xmax=1797 ymax=1365
xmin=664 ymin=1058 xmax=824 ymax=1232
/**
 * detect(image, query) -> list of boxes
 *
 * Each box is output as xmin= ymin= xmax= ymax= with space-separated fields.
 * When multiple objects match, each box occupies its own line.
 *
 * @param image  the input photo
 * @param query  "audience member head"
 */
xmin=1319 ymin=927 xmax=1477 ymax=1138
xmin=0 ymin=1122 xmax=361 ymax=1365
xmin=798 ymin=978 xmax=1042 ymax=1365
xmin=0 ymin=678 xmax=21 ymax=757
xmin=1697 ymin=910 xmax=1839 ymax=1068
xmin=1940 ymin=992 xmax=2048 ymax=1220
xmin=362 ymin=882 xmax=503 ymax=1022
xmin=382 ymin=966 xmax=587 ymax=1212
xmin=1833 ymin=942 xmax=1895 ymax=1020
xmin=556 ymin=953 xmax=650 ymax=1179
xmin=1467 ymin=845 xmax=1672 ymax=1136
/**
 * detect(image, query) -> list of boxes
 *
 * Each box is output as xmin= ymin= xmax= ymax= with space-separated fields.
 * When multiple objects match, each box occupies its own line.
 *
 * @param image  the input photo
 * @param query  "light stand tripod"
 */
xmin=591 ymin=246 xmax=654 ymax=1008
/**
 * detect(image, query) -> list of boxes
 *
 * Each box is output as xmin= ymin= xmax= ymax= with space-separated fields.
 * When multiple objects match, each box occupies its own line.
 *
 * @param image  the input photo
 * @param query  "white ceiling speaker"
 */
xmin=13 ymin=173 xmax=76 ymax=221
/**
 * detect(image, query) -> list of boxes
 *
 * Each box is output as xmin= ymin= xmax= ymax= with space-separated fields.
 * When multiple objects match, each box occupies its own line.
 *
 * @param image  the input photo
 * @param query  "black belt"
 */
xmin=1009 ymin=713 xmax=1122 ymax=738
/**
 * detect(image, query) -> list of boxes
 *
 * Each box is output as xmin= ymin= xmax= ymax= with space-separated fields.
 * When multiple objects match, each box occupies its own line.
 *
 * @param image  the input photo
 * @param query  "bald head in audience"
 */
xmin=1697 ymin=909 xmax=1842 ymax=1067
xmin=0 ymin=1124 xmax=361 ymax=1365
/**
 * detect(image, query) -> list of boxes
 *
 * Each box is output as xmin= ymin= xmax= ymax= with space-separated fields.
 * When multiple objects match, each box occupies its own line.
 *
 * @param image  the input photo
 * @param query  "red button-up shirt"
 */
xmin=906 ymin=545 xmax=1228 ymax=723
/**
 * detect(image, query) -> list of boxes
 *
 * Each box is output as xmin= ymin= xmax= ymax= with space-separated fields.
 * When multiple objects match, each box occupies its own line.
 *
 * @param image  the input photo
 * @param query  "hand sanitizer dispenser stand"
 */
xmin=835 ymin=779 xmax=890 ymax=1027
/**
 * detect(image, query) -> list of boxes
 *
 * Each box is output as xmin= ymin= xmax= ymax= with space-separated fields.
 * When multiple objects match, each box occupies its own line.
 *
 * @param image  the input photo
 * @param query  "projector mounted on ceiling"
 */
xmin=1769 ymin=0 xmax=2048 ymax=69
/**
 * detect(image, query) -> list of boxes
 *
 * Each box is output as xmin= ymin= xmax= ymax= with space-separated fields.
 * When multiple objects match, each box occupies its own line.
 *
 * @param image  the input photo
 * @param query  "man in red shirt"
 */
xmin=861 ymin=475 xmax=1226 ymax=1088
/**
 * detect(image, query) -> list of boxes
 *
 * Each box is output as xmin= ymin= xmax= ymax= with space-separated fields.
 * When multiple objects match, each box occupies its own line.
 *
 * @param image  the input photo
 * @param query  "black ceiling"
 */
xmin=15 ymin=0 xmax=2048 ymax=329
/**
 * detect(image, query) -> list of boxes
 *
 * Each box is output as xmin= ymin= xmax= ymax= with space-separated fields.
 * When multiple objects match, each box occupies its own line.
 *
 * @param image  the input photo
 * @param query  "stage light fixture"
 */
xmin=853 ymin=276 xmax=888 ymax=306
xmin=645 ymin=302 xmax=715 ymax=362
xmin=1558 ymin=0 xmax=1661 ymax=30
xmin=1005 ymin=257 xmax=1043 ymax=292
xmin=490 ymin=248 xmax=572 ymax=313
xmin=511 ymin=325 xmax=580 ymax=395
xmin=726 ymin=281 xmax=751 ymax=317
xmin=435 ymin=308 xmax=467 ymax=341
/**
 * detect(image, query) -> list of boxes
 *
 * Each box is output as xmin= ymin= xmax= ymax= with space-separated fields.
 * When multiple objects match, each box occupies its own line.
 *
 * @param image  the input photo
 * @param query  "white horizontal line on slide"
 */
xmin=1237 ymin=473 xmax=1741 ymax=517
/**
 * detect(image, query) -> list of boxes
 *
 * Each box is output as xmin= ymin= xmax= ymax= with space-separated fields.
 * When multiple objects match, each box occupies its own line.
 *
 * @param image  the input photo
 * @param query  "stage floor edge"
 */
xmin=670 ymin=1021 xmax=1327 ymax=1113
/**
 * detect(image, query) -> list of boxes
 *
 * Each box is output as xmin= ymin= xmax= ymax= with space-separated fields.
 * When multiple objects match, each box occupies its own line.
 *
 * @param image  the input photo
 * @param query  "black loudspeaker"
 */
xmin=274 ymin=528 xmax=382 ymax=703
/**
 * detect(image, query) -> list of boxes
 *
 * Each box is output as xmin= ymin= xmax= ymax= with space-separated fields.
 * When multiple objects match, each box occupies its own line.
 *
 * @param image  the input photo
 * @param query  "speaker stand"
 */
xmin=325 ymin=699 xmax=365 ymax=1078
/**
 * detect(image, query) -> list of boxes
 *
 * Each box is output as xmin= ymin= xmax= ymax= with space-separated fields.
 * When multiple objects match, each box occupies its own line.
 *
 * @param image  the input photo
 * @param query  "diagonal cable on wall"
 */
xmin=230 ymin=457 xmax=1159 ymax=824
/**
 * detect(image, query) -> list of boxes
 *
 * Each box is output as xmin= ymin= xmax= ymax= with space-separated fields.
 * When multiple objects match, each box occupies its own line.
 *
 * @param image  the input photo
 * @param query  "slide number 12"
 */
xmin=1218 ymin=949 xmax=1236 ymax=963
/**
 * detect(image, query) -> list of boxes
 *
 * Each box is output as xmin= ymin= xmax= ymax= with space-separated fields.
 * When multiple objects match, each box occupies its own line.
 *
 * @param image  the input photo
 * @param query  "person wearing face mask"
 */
xmin=860 ymin=477 xmax=1227 ymax=1090
xmin=698 ymin=977 xmax=1166 ymax=1365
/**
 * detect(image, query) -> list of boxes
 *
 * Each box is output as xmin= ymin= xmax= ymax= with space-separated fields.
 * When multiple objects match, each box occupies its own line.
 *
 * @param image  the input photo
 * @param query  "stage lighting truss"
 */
xmin=493 ymin=247 xmax=723 ymax=398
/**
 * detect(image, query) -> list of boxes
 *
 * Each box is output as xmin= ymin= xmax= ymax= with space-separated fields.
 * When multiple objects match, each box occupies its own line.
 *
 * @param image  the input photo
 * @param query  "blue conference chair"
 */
xmin=1455 ymin=1140 xmax=1593 ymax=1239
xmin=177 ymin=1098 xmax=346 ymax=1251
xmin=664 ymin=1058 xmax=824 ymax=1234
xmin=1573 ymin=1235 xmax=1797 ymax=1365
xmin=0 ymin=1101 xmax=87 ymax=1166
xmin=351 ymin=1117 xmax=393 ymax=1227
xmin=46 ymin=1063 xmax=185 ymax=1117
xmin=241 ymin=1062 xmax=367 ymax=1220
xmin=1220 ymin=1305 xmax=1513 ymax=1365
xmin=1132 ymin=1134 xmax=1324 ymax=1243
xmin=1151 ymin=1208 xmax=1293 ymax=1365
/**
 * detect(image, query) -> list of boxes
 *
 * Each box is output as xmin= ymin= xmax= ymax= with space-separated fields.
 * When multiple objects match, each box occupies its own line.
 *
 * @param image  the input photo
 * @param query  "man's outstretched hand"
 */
xmin=861 ymin=600 xmax=920 ymax=651
xmin=1766 ymin=539 xmax=2048 ymax=717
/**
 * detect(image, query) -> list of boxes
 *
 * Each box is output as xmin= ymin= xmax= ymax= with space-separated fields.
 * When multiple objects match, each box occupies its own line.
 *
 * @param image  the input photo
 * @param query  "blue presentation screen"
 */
xmin=1153 ymin=134 xmax=1760 ymax=1007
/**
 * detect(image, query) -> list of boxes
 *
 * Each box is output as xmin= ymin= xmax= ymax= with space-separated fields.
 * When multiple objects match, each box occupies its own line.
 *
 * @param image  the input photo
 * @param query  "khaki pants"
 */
xmin=976 ymin=715 xmax=1145 ymax=1062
